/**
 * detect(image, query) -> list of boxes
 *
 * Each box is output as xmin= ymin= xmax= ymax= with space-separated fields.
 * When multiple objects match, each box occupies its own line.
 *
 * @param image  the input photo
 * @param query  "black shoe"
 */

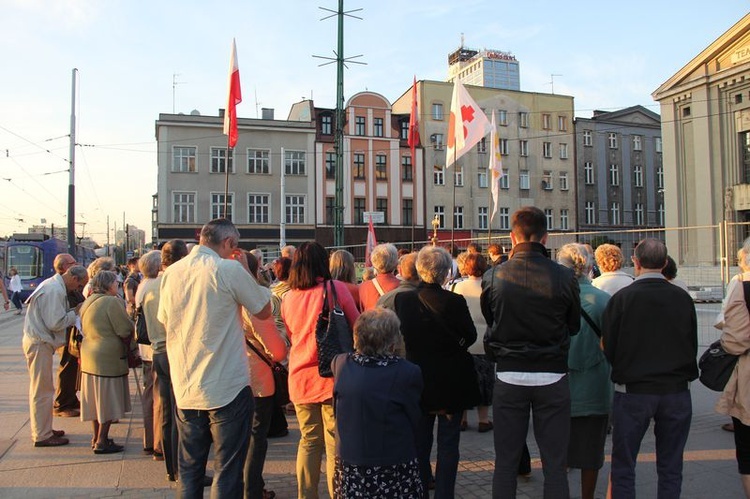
xmin=203 ymin=475 xmax=213 ymax=487
xmin=94 ymin=439 xmax=124 ymax=454
xmin=267 ymin=428 xmax=289 ymax=438
xmin=167 ymin=473 xmax=177 ymax=482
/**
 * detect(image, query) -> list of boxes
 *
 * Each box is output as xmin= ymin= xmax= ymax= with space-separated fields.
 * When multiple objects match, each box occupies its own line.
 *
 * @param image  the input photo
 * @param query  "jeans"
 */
xmin=244 ymin=396 xmax=274 ymax=499
xmin=176 ymin=386 xmax=253 ymax=499
xmin=611 ymin=390 xmax=692 ymax=499
xmin=10 ymin=291 xmax=22 ymax=311
xmin=416 ymin=410 xmax=462 ymax=499
xmin=492 ymin=377 xmax=571 ymax=499
xmin=295 ymin=402 xmax=336 ymax=499
xmin=153 ymin=352 xmax=178 ymax=478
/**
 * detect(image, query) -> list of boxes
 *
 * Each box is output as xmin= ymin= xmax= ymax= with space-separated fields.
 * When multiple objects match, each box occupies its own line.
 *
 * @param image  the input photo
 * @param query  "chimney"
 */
xmin=261 ymin=108 xmax=274 ymax=120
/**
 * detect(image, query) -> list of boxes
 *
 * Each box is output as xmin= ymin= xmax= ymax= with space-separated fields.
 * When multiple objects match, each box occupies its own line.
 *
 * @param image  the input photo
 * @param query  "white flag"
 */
xmin=446 ymin=79 xmax=492 ymax=168
xmin=489 ymin=110 xmax=503 ymax=222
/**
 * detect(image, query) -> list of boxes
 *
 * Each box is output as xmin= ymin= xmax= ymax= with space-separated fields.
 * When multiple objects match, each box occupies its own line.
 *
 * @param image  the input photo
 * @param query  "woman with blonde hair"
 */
xmin=330 ymin=250 xmax=360 ymax=308
xmin=592 ymin=244 xmax=633 ymax=295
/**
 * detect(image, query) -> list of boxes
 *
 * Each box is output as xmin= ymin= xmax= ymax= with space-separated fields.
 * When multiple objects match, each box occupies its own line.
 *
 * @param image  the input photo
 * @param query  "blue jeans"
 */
xmin=416 ymin=410 xmax=462 ymax=499
xmin=153 ymin=352 xmax=178 ymax=478
xmin=611 ymin=390 xmax=692 ymax=499
xmin=244 ymin=396 xmax=273 ymax=499
xmin=176 ymin=386 xmax=254 ymax=499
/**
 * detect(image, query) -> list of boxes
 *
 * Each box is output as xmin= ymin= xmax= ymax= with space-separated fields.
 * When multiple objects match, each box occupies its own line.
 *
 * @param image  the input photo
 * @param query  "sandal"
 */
xmin=94 ymin=439 xmax=124 ymax=454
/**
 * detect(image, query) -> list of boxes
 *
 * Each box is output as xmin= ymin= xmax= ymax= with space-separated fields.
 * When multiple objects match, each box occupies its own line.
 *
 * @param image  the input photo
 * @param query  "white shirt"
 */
xmin=158 ymin=245 xmax=270 ymax=410
xmin=452 ymin=276 xmax=487 ymax=355
xmin=592 ymin=270 xmax=634 ymax=296
xmin=22 ymin=273 xmax=77 ymax=348
xmin=9 ymin=275 xmax=22 ymax=293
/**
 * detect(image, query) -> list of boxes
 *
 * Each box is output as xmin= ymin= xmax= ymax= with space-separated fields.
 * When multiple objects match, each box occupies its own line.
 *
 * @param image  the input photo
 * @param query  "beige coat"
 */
xmin=715 ymin=273 xmax=750 ymax=425
xmin=80 ymin=294 xmax=134 ymax=377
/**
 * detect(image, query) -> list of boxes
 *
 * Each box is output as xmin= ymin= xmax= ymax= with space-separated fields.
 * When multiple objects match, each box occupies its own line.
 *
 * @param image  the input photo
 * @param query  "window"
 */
xmin=520 ymin=170 xmax=530 ymax=190
xmin=325 ymin=151 xmax=336 ymax=179
xmin=454 ymin=166 xmax=464 ymax=186
xmin=321 ymin=114 xmax=332 ymax=135
xmin=542 ymin=114 xmax=551 ymax=130
xmin=500 ymin=169 xmax=509 ymax=189
xmin=355 ymin=116 xmax=366 ymax=136
xmin=499 ymin=207 xmax=510 ymax=230
xmin=634 ymin=203 xmax=644 ymax=225
xmin=353 ymin=153 xmax=365 ymax=179
xmin=432 ymin=103 xmax=444 ymax=120
xmin=543 ymin=142 xmax=552 ymax=158
xmin=583 ymin=130 xmax=592 ymax=147
xmin=376 ymin=198 xmax=388 ymax=224
xmin=560 ymin=143 xmax=568 ymax=159
xmin=248 ymin=193 xmax=269 ymax=224
xmin=172 ymin=192 xmax=195 ymax=223
xmin=478 ymin=172 xmax=488 ymax=188
xmin=434 ymin=165 xmax=445 ymax=185
xmin=558 ymin=115 xmax=567 ymax=131
xmin=354 ymin=197 xmax=365 ymax=224
xmin=285 ymin=195 xmax=305 ymax=224
xmin=285 ymin=150 xmax=306 ymax=175
xmin=374 ymin=118 xmax=384 ymax=137
xmin=402 ymin=199 xmax=413 ymax=226
xmin=247 ymin=149 xmax=270 ymax=174
xmin=542 ymin=171 xmax=553 ymax=190
xmin=655 ymin=137 xmax=663 ymax=153
xmin=375 ymin=154 xmax=387 ymax=180
xmin=559 ymin=172 xmax=569 ymax=191
xmin=210 ymin=148 xmax=234 ymax=173
xmin=584 ymin=162 xmax=594 ymax=185
xmin=609 ymin=164 xmax=619 ymax=186
xmin=400 ymin=120 xmax=409 ymax=140
xmin=500 ymin=138 xmax=509 ymax=155
xmin=520 ymin=140 xmax=528 ymax=157
xmin=477 ymin=137 xmax=487 ymax=153
xmin=634 ymin=165 xmax=643 ymax=187
xmin=325 ymin=197 xmax=335 ymax=225
xmin=172 ymin=146 xmax=196 ymax=172
xmin=454 ymin=206 xmax=464 ymax=229
xmin=432 ymin=133 xmax=444 ymax=150
xmin=682 ymin=107 xmax=691 ymax=117
xmin=608 ymin=132 xmax=618 ymax=149
xmin=498 ymin=110 xmax=508 ymax=125
xmin=544 ymin=209 xmax=553 ymax=230
xmin=401 ymin=155 xmax=413 ymax=181
xmin=519 ymin=112 xmax=529 ymax=128
xmin=560 ymin=209 xmax=569 ymax=230
xmin=585 ymin=201 xmax=596 ymax=225
xmin=633 ymin=135 xmax=642 ymax=151
xmin=478 ymin=206 xmax=488 ymax=230
xmin=658 ymin=203 xmax=665 ymax=225
xmin=611 ymin=202 xmax=621 ymax=225
xmin=657 ymin=165 xmax=664 ymax=189
xmin=211 ymin=192 xmax=234 ymax=221
xmin=434 ymin=206 xmax=445 ymax=228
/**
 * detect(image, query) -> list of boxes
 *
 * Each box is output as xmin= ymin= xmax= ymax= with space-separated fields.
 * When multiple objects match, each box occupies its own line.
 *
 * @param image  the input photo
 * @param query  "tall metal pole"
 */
xmin=333 ymin=0 xmax=345 ymax=247
xmin=67 ymin=68 xmax=78 ymax=255
xmin=280 ymin=147 xmax=287 ymax=249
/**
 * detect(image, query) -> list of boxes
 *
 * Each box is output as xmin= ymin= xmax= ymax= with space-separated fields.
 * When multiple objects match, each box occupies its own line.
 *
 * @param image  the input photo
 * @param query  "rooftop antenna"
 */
xmin=254 ymin=87 xmax=261 ymax=118
xmin=549 ymin=74 xmax=562 ymax=94
xmin=172 ymin=73 xmax=186 ymax=113
xmin=460 ymin=32 xmax=465 ymax=48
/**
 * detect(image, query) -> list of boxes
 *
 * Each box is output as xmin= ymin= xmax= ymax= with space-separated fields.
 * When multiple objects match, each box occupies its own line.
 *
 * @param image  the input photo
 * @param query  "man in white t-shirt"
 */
xmin=158 ymin=218 xmax=271 ymax=497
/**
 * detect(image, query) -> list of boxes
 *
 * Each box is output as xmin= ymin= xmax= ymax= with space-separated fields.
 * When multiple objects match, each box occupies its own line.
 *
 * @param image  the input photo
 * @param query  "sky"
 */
xmin=1 ymin=0 xmax=748 ymax=245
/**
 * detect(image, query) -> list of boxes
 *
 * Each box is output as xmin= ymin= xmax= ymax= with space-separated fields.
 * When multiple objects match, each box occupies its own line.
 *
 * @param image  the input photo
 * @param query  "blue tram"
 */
xmin=4 ymin=233 xmax=96 ymax=300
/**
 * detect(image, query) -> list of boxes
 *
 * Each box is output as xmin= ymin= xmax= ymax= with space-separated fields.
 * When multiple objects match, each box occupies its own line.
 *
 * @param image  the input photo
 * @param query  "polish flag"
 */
xmin=446 ymin=79 xmax=491 ymax=168
xmin=408 ymin=76 xmax=419 ymax=161
xmin=223 ymin=39 xmax=242 ymax=148
xmin=489 ymin=110 xmax=504 ymax=222
xmin=364 ymin=215 xmax=378 ymax=268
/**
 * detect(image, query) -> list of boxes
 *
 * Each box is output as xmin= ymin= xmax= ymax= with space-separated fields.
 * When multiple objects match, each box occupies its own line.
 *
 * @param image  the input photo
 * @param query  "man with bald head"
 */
xmin=51 ymin=253 xmax=84 ymax=417
xmin=602 ymin=238 xmax=698 ymax=498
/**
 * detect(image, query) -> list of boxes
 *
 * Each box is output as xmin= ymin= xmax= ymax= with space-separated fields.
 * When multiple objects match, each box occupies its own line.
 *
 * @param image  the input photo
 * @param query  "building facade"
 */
xmin=447 ymin=47 xmax=520 ymax=91
xmin=653 ymin=13 xmax=750 ymax=264
xmin=574 ymin=107 xmax=664 ymax=258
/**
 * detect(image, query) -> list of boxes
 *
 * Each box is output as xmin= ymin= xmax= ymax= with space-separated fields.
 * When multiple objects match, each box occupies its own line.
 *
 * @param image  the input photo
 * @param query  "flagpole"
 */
xmin=224 ymin=137 xmax=230 ymax=216
xmin=487 ymin=177 xmax=492 ymax=249
xmin=451 ymin=149 xmax=456 ymax=250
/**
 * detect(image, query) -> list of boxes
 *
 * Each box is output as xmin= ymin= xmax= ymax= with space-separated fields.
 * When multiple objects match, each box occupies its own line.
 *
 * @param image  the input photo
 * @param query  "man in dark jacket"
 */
xmin=481 ymin=206 xmax=580 ymax=498
xmin=602 ymin=238 xmax=697 ymax=498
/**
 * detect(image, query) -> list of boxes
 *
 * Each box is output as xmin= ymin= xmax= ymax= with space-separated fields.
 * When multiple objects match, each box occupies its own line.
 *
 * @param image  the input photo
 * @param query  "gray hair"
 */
xmin=139 ymin=250 xmax=162 ymax=279
xmin=371 ymin=243 xmax=398 ymax=274
xmin=354 ymin=308 xmax=405 ymax=356
xmin=416 ymin=246 xmax=452 ymax=284
xmin=87 ymin=257 xmax=116 ymax=279
xmin=557 ymin=243 xmax=593 ymax=279
xmin=90 ymin=270 xmax=118 ymax=295
xmin=65 ymin=265 xmax=88 ymax=281
xmin=200 ymin=218 xmax=240 ymax=246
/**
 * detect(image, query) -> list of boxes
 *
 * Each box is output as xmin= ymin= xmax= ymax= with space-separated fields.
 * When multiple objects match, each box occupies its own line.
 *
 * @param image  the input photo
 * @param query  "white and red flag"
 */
xmin=446 ymin=79 xmax=491 ymax=168
xmin=223 ymin=38 xmax=242 ymax=148
xmin=489 ymin=110 xmax=504 ymax=222
xmin=408 ymin=76 xmax=420 ymax=161
xmin=364 ymin=215 xmax=378 ymax=268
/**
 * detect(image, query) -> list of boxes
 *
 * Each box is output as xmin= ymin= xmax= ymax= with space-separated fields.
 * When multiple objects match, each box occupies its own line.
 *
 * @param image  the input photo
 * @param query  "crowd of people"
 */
xmin=12 ymin=206 xmax=750 ymax=498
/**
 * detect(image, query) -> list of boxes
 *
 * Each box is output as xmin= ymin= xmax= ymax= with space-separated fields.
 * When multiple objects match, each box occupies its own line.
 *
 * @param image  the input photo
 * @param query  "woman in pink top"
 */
xmin=281 ymin=241 xmax=359 ymax=498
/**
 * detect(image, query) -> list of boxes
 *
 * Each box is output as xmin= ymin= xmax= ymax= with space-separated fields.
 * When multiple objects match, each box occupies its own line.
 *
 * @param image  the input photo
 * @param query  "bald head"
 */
xmin=633 ymin=238 xmax=668 ymax=272
xmin=53 ymin=253 xmax=77 ymax=274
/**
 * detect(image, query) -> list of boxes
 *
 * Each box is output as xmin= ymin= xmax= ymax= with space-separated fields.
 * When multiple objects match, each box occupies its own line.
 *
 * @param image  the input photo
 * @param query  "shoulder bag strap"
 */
xmin=372 ymin=277 xmax=386 ymax=297
xmin=742 ymin=281 xmax=750 ymax=312
xmin=321 ymin=280 xmax=331 ymax=315
xmin=245 ymin=337 xmax=274 ymax=368
xmin=580 ymin=307 xmax=602 ymax=338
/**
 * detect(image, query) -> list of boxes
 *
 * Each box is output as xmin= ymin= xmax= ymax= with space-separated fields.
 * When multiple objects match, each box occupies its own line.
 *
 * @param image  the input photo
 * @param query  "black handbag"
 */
xmin=245 ymin=339 xmax=290 ymax=405
xmin=315 ymin=280 xmax=354 ymax=378
xmin=699 ymin=340 xmax=738 ymax=391
xmin=134 ymin=305 xmax=151 ymax=345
